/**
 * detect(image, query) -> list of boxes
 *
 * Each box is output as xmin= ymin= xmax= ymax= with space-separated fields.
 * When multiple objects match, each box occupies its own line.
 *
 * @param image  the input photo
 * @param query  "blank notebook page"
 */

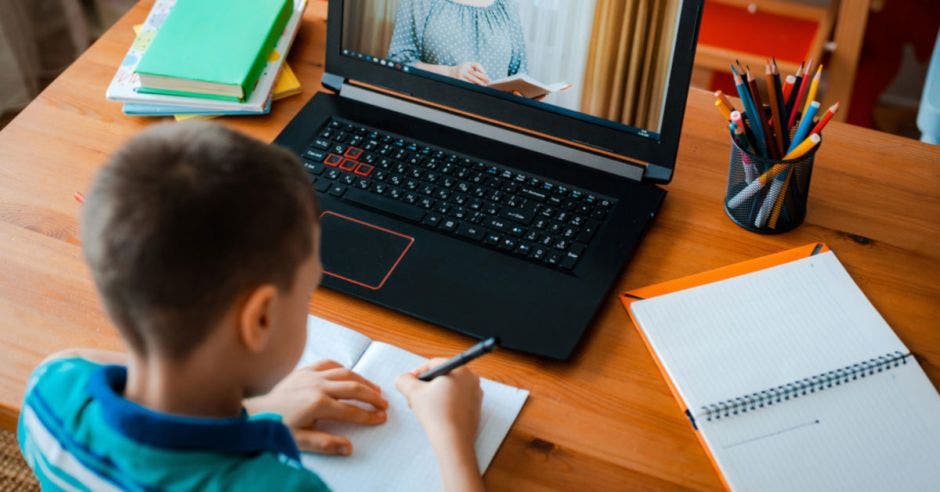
xmin=630 ymin=251 xmax=908 ymax=414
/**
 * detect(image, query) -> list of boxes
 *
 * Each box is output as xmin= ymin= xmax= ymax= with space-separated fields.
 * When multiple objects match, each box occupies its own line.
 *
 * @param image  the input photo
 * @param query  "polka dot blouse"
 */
xmin=388 ymin=0 xmax=528 ymax=79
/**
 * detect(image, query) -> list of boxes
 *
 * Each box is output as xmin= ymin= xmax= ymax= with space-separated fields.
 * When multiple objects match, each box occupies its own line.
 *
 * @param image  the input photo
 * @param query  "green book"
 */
xmin=135 ymin=0 xmax=293 ymax=102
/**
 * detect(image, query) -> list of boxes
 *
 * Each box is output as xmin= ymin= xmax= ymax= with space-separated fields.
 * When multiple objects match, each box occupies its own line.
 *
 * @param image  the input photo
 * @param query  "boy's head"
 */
xmin=82 ymin=121 xmax=320 ymax=392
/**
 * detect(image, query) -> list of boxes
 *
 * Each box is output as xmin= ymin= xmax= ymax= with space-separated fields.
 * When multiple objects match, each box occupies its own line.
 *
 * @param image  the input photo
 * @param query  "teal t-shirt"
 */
xmin=17 ymin=357 xmax=330 ymax=491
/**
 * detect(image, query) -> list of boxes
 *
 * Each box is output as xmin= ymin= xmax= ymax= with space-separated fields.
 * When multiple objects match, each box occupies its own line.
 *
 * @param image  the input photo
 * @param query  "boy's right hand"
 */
xmin=395 ymin=359 xmax=483 ymax=449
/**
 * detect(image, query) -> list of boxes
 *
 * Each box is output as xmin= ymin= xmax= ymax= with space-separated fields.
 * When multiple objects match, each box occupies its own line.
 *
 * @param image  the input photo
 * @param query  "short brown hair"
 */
xmin=82 ymin=122 xmax=318 ymax=359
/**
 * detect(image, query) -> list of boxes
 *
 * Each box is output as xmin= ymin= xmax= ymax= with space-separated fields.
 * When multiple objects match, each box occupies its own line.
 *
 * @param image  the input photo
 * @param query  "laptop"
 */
xmin=275 ymin=0 xmax=704 ymax=359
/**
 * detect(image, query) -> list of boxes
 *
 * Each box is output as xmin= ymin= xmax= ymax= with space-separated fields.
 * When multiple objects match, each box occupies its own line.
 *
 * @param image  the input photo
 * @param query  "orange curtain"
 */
xmin=580 ymin=0 xmax=680 ymax=132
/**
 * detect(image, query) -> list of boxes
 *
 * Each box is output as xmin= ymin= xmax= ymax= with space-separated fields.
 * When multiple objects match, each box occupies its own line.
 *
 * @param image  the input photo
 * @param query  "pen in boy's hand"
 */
xmin=418 ymin=337 xmax=499 ymax=381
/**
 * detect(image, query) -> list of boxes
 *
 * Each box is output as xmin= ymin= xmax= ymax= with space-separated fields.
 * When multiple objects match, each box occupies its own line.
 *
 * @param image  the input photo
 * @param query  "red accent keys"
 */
xmin=354 ymin=163 xmax=375 ymax=177
xmin=339 ymin=159 xmax=358 ymax=172
xmin=324 ymin=153 xmax=343 ymax=167
xmin=344 ymin=147 xmax=364 ymax=160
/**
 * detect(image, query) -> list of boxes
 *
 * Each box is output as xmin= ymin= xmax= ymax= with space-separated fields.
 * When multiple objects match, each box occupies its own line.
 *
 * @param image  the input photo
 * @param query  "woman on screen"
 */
xmin=388 ymin=0 xmax=528 ymax=86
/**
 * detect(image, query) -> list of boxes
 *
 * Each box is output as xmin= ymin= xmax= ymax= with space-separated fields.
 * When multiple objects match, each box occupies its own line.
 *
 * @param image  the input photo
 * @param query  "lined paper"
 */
xmin=295 ymin=316 xmax=372 ymax=369
xmin=700 ymin=362 xmax=940 ymax=490
xmin=631 ymin=251 xmax=907 ymax=413
xmin=298 ymin=316 xmax=528 ymax=491
xmin=629 ymin=251 xmax=940 ymax=490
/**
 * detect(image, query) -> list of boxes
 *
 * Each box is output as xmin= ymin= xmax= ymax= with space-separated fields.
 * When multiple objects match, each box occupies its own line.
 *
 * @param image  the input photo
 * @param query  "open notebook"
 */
xmin=295 ymin=315 xmax=528 ymax=491
xmin=624 ymin=248 xmax=940 ymax=491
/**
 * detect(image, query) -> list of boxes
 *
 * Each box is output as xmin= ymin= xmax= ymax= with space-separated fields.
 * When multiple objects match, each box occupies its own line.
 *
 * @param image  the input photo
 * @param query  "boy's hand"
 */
xmin=395 ymin=358 xmax=482 ymax=449
xmin=244 ymin=360 xmax=388 ymax=456
xmin=396 ymin=359 xmax=485 ymax=492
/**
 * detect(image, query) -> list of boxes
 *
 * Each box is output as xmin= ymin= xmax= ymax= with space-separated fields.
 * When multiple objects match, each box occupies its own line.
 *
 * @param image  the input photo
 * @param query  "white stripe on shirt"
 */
xmin=21 ymin=405 xmax=122 ymax=492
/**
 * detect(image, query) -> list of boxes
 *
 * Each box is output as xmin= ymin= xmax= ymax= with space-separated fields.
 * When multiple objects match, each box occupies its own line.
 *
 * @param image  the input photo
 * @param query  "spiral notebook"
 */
xmin=621 ymin=244 xmax=940 ymax=491
xmin=295 ymin=315 xmax=528 ymax=491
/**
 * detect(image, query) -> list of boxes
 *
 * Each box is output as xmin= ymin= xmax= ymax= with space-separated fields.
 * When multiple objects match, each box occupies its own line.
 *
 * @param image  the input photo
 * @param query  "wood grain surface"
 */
xmin=1 ymin=2 xmax=938 ymax=490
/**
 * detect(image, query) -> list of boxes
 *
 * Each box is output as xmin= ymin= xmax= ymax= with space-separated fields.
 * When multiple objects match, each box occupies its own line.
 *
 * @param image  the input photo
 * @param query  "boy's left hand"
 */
xmin=244 ymin=360 xmax=388 ymax=456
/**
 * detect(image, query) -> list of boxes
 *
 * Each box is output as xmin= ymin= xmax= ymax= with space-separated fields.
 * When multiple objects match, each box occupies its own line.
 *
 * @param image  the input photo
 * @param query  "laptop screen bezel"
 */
xmin=325 ymin=0 xmax=704 ymax=182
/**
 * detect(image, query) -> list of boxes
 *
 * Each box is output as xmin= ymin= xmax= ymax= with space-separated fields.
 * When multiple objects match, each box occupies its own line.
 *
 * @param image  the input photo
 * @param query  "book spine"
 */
xmin=241 ymin=0 xmax=294 ymax=100
xmin=700 ymin=351 xmax=911 ymax=422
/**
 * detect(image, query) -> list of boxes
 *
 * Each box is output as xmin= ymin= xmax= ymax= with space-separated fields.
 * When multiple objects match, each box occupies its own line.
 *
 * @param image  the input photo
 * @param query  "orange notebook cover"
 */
xmin=619 ymin=242 xmax=829 ymax=490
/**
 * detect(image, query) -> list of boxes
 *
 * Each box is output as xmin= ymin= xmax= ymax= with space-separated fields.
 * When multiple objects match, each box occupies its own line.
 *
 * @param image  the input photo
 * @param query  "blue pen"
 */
xmin=731 ymin=64 xmax=768 ymax=158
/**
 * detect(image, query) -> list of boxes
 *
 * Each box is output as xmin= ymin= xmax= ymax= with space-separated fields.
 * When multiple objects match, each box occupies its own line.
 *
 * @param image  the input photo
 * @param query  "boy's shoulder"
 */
xmin=19 ymin=357 xmax=330 ymax=491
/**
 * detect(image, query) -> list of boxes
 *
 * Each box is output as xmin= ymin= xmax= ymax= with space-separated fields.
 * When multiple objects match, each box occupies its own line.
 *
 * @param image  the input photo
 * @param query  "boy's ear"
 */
xmin=238 ymin=284 xmax=279 ymax=353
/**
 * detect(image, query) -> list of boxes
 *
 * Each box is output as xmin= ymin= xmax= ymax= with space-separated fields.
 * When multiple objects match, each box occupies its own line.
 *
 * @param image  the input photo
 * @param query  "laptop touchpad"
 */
xmin=319 ymin=211 xmax=414 ymax=290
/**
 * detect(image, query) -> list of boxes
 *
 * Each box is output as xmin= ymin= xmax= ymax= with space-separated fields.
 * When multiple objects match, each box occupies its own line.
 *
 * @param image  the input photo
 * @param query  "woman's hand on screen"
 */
xmin=449 ymin=62 xmax=490 ymax=86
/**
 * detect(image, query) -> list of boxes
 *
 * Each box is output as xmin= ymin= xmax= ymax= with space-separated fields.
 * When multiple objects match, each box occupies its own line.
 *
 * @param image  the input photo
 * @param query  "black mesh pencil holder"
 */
xmin=723 ymin=137 xmax=819 ymax=234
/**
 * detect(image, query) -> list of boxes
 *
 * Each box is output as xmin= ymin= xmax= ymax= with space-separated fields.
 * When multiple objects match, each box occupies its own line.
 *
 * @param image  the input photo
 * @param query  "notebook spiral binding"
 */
xmin=701 ymin=351 xmax=911 ymax=422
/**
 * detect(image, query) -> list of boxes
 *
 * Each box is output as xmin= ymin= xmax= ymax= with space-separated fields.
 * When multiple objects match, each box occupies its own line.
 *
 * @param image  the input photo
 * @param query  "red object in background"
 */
xmin=712 ymin=73 xmax=739 ymax=101
xmin=847 ymin=1 xmax=940 ymax=128
xmin=699 ymin=2 xmax=819 ymax=64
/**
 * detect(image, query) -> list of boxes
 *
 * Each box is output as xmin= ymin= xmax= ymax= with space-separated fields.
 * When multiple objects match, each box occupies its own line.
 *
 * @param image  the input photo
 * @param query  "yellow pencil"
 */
xmin=714 ymin=90 xmax=736 ymax=114
xmin=715 ymin=99 xmax=732 ymax=121
xmin=783 ymin=133 xmax=821 ymax=160
xmin=767 ymin=169 xmax=794 ymax=228
xmin=801 ymin=65 xmax=823 ymax=120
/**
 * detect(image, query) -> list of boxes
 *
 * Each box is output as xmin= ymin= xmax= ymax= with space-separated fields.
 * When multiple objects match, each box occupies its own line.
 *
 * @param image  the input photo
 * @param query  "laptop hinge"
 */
xmin=643 ymin=164 xmax=673 ymax=183
xmin=322 ymin=72 xmax=344 ymax=93
xmin=328 ymin=77 xmax=647 ymax=182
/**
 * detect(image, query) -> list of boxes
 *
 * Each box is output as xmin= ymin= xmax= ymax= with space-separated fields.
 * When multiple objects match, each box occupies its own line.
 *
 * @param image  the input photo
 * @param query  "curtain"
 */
xmin=0 ymin=0 xmax=98 ymax=114
xmin=342 ymin=0 xmax=401 ymax=58
xmin=580 ymin=0 xmax=680 ymax=132
xmin=0 ymin=0 xmax=41 ymax=113
xmin=515 ymin=0 xmax=597 ymax=110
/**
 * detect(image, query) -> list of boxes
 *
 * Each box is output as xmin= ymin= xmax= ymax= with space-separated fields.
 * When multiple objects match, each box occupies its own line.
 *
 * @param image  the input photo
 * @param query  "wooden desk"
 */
xmin=1 ymin=1 xmax=938 ymax=489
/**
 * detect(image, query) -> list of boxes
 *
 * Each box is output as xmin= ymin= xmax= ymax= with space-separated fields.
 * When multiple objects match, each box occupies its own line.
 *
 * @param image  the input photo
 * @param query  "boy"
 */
xmin=18 ymin=122 xmax=485 ymax=491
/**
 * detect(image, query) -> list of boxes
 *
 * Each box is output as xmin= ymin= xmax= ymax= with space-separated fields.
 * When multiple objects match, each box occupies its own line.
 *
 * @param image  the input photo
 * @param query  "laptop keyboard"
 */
xmin=300 ymin=117 xmax=616 ymax=271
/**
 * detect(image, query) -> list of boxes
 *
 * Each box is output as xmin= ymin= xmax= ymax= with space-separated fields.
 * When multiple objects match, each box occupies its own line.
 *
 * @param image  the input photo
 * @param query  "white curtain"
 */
xmin=515 ymin=0 xmax=597 ymax=110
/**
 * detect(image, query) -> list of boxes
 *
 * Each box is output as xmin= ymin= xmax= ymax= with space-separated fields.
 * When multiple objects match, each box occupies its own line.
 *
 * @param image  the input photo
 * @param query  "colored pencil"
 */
xmin=810 ymin=102 xmax=841 ymax=135
xmin=766 ymin=63 xmax=786 ymax=157
xmin=730 ymin=110 xmax=756 ymax=151
xmin=782 ymin=74 xmax=797 ymax=102
xmin=788 ymin=59 xmax=814 ymax=129
xmin=730 ymin=122 xmax=758 ymax=183
xmin=715 ymin=90 xmax=736 ymax=114
xmin=788 ymin=101 xmax=821 ymax=154
xmin=731 ymin=64 xmax=768 ymax=157
xmin=747 ymin=67 xmax=777 ymax=157
xmin=801 ymin=64 xmax=823 ymax=119
xmin=715 ymin=99 xmax=732 ymax=121
xmin=767 ymin=168 xmax=794 ymax=228
xmin=784 ymin=63 xmax=804 ymax=125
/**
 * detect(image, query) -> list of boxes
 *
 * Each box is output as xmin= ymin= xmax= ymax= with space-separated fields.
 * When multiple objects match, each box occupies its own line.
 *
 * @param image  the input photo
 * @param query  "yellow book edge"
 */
xmin=619 ymin=242 xmax=830 ymax=491
xmin=131 ymin=24 xmax=302 ymax=121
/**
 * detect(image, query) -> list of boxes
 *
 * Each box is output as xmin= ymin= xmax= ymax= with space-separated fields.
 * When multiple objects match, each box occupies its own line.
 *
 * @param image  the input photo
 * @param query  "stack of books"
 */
xmin=106 ymin=0 xmax=306 ymax=119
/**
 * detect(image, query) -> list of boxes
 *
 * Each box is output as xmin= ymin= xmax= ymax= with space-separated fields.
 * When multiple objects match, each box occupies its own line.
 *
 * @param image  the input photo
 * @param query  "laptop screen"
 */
xmin=340 ymin=0 xmax=684 ymax=140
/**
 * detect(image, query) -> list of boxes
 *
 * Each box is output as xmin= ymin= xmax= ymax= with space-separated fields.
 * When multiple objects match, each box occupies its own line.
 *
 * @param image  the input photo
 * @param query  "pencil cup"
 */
xmin=723 ymin=137 xmax=819 ymax=234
